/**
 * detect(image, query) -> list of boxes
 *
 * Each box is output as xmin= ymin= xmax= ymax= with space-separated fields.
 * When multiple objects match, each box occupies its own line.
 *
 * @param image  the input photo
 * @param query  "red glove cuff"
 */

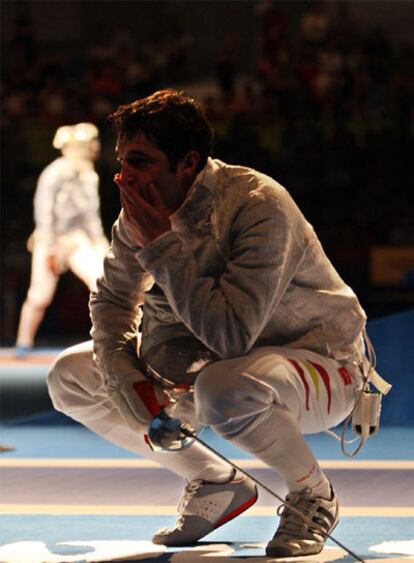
xmin=133 ymin=381 xmax=167 ymax=417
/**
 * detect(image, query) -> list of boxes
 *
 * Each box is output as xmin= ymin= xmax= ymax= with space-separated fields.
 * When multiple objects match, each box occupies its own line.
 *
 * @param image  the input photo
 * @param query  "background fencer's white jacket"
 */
xmin=34 ymin=156 xmax=106 ymax=252
xmin=90 ymin=158 xmax=367 ymax=385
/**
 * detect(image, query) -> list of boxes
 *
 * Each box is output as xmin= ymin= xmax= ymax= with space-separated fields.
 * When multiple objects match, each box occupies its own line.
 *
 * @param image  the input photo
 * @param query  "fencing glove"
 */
xmin=108 ymin=372 xmax=170 ymax=429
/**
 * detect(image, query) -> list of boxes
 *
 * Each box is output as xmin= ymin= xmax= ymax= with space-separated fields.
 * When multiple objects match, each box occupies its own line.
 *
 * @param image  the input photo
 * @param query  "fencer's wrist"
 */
xmin=107 ymin=370 xmax=152 ymax=424
xmin=108 ymin=374 xmax=171 ymax=425
xmin=154 ymin=385 xmax=171 ymax=408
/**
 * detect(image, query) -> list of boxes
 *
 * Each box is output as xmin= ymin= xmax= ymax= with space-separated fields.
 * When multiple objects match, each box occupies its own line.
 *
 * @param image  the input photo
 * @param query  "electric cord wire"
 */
xmin=326 ymin=330 xmax=380 ymax=457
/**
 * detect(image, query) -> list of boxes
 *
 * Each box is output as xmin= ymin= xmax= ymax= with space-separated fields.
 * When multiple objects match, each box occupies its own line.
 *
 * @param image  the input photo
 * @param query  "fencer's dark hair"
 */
xmin=109 ymin=89 xmax=214 ymax=173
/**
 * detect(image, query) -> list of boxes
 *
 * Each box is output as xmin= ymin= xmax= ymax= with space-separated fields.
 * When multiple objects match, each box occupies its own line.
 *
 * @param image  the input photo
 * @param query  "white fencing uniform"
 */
xmin=16 ymin=155 xmax=108 ymax=349
xmin=48 ymin=157 xmax=367 ymax=495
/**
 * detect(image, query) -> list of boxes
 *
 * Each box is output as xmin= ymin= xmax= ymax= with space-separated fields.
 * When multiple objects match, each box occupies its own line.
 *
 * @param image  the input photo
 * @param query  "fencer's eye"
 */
xmin=125 ymin=156 xmax=151 ymax=169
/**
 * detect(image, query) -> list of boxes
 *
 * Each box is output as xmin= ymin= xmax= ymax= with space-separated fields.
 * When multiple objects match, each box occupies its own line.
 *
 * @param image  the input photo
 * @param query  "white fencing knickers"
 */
xmin=47 ymin=341 xmax=234 ymax=483
xmin=193 ymin=346 xmax=362 ymax=496
xmin=48 ymin=341 xmax=362 ymax=494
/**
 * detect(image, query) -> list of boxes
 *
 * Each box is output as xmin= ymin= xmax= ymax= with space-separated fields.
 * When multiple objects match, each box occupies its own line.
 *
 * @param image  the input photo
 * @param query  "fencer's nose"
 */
xmin=118 ymin=166 xmax=136 ymax=187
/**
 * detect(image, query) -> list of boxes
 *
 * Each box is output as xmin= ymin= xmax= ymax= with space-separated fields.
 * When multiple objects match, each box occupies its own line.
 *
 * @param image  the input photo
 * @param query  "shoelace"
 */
xmin=174 ymin=480 xmax=203 ymax=527
xmin=276 ymin=488 xmax=327 ymax=538
xmin=156 ymin=480 xmax=203 ymax=534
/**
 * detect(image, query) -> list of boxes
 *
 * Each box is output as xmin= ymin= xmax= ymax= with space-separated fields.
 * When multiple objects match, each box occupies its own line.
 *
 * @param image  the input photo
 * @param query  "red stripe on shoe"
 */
xmin=288 ymin=358 xmax=310 ymax=411
xmin=213 ymin=493 xmax=258 ymax=529
xmin=309 ymin=361 xmax=332 ymax=414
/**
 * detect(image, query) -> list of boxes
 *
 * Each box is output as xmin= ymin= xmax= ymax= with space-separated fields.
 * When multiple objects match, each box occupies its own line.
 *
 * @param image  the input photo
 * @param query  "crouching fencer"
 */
xmin=15 ymin=123 xmax=109 ymax=357
xmin=48 ymin=90 xmax=370 ymax=557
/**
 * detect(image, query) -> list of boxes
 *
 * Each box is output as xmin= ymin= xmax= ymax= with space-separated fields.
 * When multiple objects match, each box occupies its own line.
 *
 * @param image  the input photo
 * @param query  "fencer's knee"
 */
xmin=194 ymin=359 xmax=274 ymax=428
xmin=47 ymin=351 xmax=75 ymax=411
xmin=47 ymin=344 xmax=93 ymax=412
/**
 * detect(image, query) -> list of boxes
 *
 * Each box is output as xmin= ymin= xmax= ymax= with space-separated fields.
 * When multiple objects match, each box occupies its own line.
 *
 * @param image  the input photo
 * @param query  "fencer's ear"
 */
xmin=179 ymin=150 xmax=200 ymax=178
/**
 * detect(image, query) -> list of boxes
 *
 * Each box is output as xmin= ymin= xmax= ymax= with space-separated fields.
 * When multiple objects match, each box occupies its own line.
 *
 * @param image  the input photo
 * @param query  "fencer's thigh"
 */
xmin=68 ymin=239 xmax=107 ymax=291
xmin=47 ymin=340 xmax=109 ymax=420
xmin=215 ymin=347 xmax=360 ymax=434
xmin=48 ymin=340 xmax=143 ymax=438
xmin=48 ymin=340 xmax=235 ymax=482
xmin=26 ymin=244 xmax=58 ymax=306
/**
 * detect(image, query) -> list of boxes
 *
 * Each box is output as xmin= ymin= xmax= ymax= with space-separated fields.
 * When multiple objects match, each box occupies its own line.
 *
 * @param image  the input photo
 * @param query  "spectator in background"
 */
xmin=15 ymin=123 xmax=109 ymax=357
xmin=216 ymin=32 xmax=239 ymax=100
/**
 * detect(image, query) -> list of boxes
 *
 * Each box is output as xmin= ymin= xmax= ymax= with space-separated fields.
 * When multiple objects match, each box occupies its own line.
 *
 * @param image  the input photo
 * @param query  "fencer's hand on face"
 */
xmin=114 ymin=173 xmax=171 ymax=247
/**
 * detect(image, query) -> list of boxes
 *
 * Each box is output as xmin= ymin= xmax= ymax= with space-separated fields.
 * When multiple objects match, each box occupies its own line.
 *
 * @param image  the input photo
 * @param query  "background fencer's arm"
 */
xmin=33 ymin=162 xmax=61 ymax=251
xmin=83 ymin=169 xmax=108 ymax=242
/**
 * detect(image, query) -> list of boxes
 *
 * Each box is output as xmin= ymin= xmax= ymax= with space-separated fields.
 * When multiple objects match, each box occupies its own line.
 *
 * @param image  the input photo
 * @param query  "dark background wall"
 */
xmin=3 ymin=2 xmax=414 ymax=49
xmin=2 ymin=0 xmax=414 ymax=347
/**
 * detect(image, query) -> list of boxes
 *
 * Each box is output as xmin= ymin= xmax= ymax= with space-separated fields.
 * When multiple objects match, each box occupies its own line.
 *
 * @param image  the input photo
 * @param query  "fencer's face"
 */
xmin=115 ymin=131 xmax=198 ymax=213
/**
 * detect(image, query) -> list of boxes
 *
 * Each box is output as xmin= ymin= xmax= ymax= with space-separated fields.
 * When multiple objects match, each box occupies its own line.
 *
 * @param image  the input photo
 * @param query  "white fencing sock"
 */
xmin=229 ymin=404 xmax=331 ymax=498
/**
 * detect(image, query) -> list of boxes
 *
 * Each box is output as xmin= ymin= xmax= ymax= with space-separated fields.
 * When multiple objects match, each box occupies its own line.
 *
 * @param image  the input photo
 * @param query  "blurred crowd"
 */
xmin=2 ymin=1 xmax=414 ymax=343
xmin=211 ymin=2 xmax=414 ymax=249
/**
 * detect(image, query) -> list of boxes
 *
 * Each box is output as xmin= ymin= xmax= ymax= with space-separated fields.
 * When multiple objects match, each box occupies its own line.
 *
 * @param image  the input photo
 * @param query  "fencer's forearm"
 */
xmin=89 ymin=213 xmax=152 ymax=382
xmin=136 ymin=203 xmax=305 ymax=359
xmin=90 ymin=297 xmax=143 ymax=379
xmin=136 ymin=233 xmax=255 ymax=358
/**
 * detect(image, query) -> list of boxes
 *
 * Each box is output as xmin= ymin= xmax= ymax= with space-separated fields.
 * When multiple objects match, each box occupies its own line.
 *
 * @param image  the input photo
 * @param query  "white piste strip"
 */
xmin=1 ymin=458 xmax=414 ymax=469
xmin=0 ymin=504 xmax=413 ymax=517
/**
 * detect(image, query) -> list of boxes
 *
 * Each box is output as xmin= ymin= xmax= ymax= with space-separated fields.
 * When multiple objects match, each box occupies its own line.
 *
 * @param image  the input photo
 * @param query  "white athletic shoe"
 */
xmin=152 ymin=469 xmax=258 ymax=546
xmin=266 ymin=486 xmax=339 ymax=557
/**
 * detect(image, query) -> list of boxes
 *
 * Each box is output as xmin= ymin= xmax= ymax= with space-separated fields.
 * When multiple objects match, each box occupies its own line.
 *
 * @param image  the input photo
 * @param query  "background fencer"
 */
xmin=48 ymin=90 xmax=369 ymax=558
xmin=15 ymin=123 xmax=109 ymax=357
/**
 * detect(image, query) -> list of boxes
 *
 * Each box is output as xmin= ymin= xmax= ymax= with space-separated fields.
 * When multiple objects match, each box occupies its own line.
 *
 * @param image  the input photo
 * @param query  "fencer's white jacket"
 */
xmin=34 ymin=156 xmax=106 ymax=252
xmin=90 ymin=158 xmax=367 ymax=386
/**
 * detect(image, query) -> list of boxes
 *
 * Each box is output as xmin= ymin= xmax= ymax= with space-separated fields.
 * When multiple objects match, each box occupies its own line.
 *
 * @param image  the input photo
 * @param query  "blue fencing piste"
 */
xmin=367 ymin=308 xmax=414 ymax=426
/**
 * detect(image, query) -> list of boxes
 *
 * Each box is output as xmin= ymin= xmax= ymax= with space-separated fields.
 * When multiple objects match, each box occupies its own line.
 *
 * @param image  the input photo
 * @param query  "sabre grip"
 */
xmin=147 ymin=410 xmax=184 ymax=449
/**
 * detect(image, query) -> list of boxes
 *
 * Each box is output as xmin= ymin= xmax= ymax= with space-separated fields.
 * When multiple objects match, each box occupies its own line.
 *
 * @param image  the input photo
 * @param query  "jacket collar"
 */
xmin=170 ymin=158 xmax=219 ymax=230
